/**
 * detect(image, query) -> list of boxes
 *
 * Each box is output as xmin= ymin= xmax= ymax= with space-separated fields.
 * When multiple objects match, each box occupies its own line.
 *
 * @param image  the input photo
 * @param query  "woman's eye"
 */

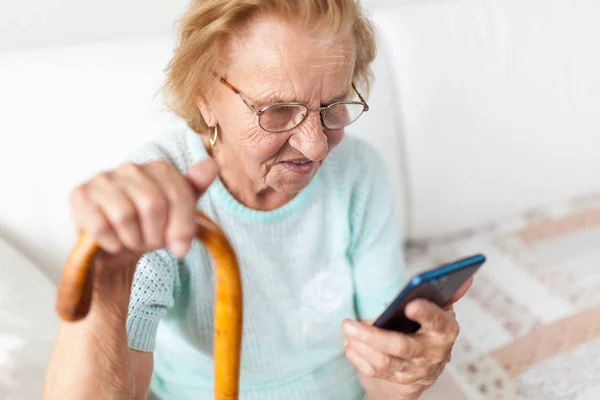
xmin=272 ymin=106 xmax=293 ymax=114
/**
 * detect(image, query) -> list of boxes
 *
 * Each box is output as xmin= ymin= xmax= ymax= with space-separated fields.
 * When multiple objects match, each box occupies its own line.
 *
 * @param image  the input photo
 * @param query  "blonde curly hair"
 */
xmin=163 ymin=0 xmax=377 ymax=134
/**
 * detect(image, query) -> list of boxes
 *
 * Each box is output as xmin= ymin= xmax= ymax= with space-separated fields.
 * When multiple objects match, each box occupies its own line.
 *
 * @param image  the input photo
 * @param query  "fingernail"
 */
xmin=343 ymin=321 xmax=358 ymax=337
xmin=344 ymin=340 xmax=349 ymax=347
xmin=170 ymin=241 xmax=189 ymax=258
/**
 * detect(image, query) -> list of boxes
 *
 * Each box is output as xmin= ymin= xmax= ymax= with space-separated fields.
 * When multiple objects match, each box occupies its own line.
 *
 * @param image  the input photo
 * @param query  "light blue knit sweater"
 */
xmin=125 ymin=127 xmax=407 ymax=400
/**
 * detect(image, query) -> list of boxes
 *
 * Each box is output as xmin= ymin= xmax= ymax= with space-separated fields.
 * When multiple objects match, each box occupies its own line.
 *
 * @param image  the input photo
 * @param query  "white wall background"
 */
xmin=0 ymin=0 xmax=387 ymax=52
xmin=0 ymin=0 xmax=190 ymax=52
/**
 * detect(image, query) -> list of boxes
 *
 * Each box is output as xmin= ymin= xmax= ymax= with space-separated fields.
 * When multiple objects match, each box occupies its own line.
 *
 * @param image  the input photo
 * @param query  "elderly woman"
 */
xmin=43 ymin=1 xmax=470 ymax=399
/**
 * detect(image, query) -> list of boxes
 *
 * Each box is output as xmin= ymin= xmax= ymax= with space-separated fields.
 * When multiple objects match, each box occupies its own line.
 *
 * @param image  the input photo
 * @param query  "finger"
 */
xmin=342 ymin=320 xmax=424 ymax=359
xmin=144 ymin=161 xmax=199 ymax=258
xmin=346 ymin=339 xmax=410 ymax=378
xmin=113 ymin=163 xmax=168 ymax=250
xmin=390 ymin=368 xmax=426 ymax=386
xmin=347 ymin=339 xmax=427 ymax=385
xmin=405 ymin=300 xmax=457 ymax=337
xmin=415 ymin=363 xmax=448 ymax=387
xmin=186 ymin=158 xmax=219 ymax=197
xmin=445 ymin=277 xmax=473 ymax=307
xmin=70 ymin=186 xmax=121 ymax=253
xmin=87 ymin=173 xmax=144 ymax=251
xmin=344 ymin=345 xmax=376 ymax=377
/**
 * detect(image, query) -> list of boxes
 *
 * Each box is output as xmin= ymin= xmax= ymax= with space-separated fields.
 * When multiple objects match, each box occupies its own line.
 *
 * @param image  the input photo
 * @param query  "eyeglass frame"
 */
xmin=217 ymin=76 xmax=370 ymax=133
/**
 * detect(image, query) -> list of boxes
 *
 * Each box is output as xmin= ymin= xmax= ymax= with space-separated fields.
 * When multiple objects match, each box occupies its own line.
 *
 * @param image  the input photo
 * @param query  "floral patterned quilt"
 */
xmin=406 ymin=193 xmax=600 ymax=400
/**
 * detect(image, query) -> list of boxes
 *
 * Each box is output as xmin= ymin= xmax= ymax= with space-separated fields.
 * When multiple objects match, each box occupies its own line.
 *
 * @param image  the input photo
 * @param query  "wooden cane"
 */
xmin=55 ymin=210 xmax=243 ymax=400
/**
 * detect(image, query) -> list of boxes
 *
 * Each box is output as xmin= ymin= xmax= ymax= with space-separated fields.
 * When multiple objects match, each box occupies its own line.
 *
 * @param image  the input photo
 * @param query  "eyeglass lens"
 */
xmin=259 ymin=103 xmax=366 ymax=133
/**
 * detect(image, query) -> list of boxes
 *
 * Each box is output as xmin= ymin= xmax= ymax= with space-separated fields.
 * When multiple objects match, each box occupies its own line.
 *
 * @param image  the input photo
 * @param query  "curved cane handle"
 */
xmin=55 ymin=210 xmax=243 ymax=400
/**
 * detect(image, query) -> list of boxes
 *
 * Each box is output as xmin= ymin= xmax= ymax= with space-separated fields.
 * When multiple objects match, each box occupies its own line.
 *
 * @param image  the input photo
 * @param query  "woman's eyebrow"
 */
xmin=254 ymin=93 xmax=287 ymax=107
xmin=253 ymin=89 xmax=352 ymax=107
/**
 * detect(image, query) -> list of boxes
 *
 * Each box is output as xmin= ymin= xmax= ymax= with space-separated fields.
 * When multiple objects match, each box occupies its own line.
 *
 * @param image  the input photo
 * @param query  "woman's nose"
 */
xmin=288 ymin=113 xmax=328 ymax=161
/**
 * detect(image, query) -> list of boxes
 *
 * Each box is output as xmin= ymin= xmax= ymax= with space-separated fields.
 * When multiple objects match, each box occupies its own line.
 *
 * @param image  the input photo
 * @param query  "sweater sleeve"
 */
xmin=348 ymin=141 xmax=408 ymax=321
xmin=126 ymin=249 xmax=178 ymax=352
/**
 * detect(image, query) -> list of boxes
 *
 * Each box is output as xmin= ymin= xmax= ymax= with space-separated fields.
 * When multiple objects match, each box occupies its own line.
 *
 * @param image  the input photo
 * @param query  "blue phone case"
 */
xmin=373 ymin=254 xmax=486 ymax=334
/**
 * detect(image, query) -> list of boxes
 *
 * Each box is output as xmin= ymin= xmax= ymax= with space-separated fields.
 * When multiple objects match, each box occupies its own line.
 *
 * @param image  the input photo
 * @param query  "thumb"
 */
xmin=186 ymin=158 xmax=219 ymax=198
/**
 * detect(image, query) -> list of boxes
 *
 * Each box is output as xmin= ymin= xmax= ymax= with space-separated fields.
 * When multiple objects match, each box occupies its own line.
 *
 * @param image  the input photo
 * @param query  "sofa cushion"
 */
xmin=0 ymin=238 xmax=60 ymax=399
xmin=0 ymin=37 xmax=185 ymax=282
xmin=372 ymin=1 xmax=600 ymax=239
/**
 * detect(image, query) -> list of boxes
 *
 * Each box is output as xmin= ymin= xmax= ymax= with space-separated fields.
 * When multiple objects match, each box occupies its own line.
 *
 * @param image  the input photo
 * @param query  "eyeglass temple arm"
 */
xmin=352 ymin=83 xmax=369 ymax=111
xmin=218 ymin=76 xmax=257 ymax=113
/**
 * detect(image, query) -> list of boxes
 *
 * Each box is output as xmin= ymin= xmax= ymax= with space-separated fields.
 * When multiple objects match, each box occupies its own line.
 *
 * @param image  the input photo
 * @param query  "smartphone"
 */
xmin=373 ymin=254 xmax=486 ymax=334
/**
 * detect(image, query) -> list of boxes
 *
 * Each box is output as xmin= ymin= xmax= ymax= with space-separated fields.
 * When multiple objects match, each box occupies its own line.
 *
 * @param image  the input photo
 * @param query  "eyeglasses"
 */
xmin=218 ymin=77 xmax=369 ymax=133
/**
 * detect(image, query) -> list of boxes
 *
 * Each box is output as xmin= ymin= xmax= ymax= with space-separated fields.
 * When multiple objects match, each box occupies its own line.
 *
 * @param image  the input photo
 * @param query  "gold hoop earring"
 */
xmin=209 ymin=125 xmax=219 ymax=149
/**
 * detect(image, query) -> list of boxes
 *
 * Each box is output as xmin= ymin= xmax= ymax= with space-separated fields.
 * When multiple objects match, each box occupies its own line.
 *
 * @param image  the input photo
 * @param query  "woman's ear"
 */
xmin=196 ymin=96 xmax=218 ymax=127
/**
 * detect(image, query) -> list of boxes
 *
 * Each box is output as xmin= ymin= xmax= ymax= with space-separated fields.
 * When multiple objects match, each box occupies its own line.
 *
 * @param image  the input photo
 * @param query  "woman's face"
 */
xmin=199 ymin=15 xmax=357 ymax=195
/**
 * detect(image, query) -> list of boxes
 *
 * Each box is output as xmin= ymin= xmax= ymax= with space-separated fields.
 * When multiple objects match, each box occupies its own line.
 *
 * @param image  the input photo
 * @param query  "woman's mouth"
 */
xmin=281 ymin=160 xmax=316 ymax=175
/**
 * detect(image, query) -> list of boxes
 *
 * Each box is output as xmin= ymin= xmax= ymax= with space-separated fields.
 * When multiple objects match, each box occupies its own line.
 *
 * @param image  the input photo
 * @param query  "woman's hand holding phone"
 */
xmin=341 ymin=278 xmax=473 ymax=398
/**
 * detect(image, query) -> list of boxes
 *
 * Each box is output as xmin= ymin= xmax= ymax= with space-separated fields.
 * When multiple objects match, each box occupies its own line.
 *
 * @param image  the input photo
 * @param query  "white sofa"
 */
xmin=1 ymin=1 xmax=600 ymax=399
